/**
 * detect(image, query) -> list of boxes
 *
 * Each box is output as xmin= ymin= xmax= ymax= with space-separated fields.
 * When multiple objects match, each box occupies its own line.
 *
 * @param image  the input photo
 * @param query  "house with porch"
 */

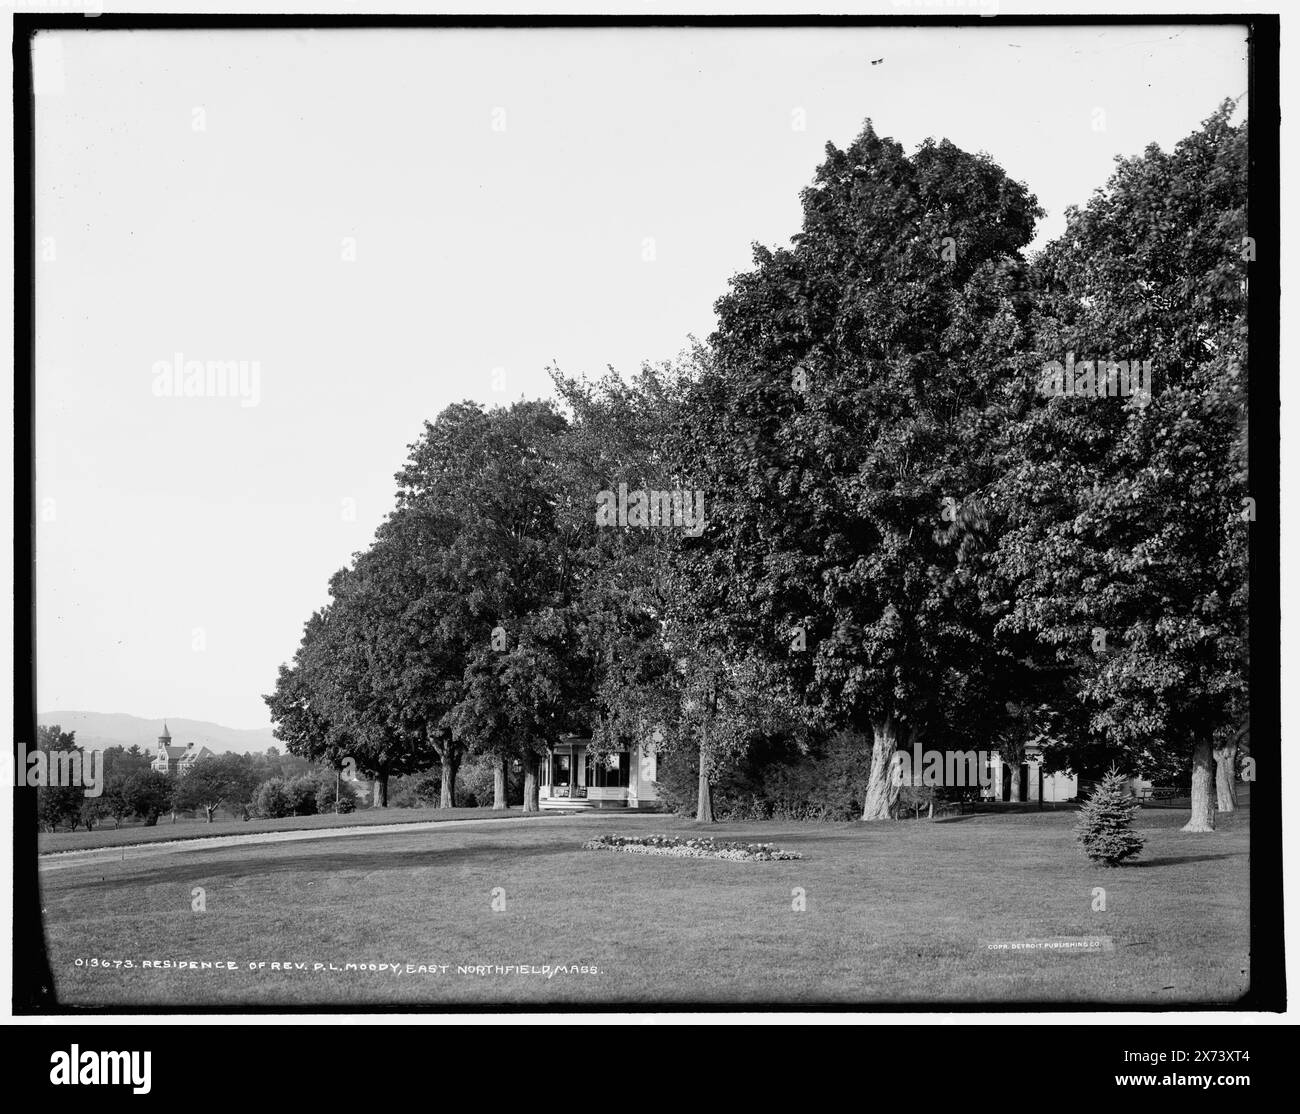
xmin=984 ymin=745 xmax=1079 ymax=803
xmin=981 ymin=745 xmax=1150 ymax=803
xmin=539 ymin=734 xmax=661 ymax=810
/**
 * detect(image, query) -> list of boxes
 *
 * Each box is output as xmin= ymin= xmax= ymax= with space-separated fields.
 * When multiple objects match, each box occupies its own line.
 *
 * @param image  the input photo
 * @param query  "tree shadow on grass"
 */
xmin=69 ymin=841 xmax=568 ymax=888
xmin=1131 ymin=852 xmax=1246 ymax=868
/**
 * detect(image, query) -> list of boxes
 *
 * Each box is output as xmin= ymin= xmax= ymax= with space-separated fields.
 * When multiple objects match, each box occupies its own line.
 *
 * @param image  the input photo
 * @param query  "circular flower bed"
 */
xmin=581 ymin=833 xmax=802 ymax=862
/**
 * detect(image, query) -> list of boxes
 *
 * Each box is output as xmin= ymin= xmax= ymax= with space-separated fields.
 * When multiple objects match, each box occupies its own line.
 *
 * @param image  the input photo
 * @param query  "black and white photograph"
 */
xmin=9 ymin=3 xmax=1284 ymax=1055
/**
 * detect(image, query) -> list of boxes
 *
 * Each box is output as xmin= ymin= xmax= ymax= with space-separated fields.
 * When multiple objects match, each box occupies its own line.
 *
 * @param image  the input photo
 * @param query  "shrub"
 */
xmin=284 ymin=775 xmax=320 ymax=816
xmin=455 ymin=753 xmax=520 ymax=807
xmin=755 ymin=731 xmax=868 ymax=820
xmin=454 ymin=755 xmax=492 ymax=808
xmin=661 ymin=731 xmax=869 ymax=821
xmin=1075 ymin=765 xmax=1145 ymax=866
xmin=387 ymin=783 xmax=422 ymax=809
xmin=652 ymin=748 xmax=701 ymax=816
xmin=389 ymin=770 xmax=442 ymax=808
xmin=254 ymin=777 xmax=292 ymax=819
xmin=716 ymin=793 xmax=772 ymax=822
xmin=313 ymin=773 xmax=357 ymax=815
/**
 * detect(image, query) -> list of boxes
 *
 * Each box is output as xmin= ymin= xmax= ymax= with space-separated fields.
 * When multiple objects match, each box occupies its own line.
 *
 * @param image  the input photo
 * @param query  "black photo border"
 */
xmin=11 ymin=9 xmax=1282 ymax=1017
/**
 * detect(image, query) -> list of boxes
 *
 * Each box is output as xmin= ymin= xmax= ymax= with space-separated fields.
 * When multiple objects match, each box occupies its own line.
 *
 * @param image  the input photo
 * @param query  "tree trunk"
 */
xmin=1214 ymin=742 xmax=1238 ymax=812
xmin=695 ymin=730 xmax=714 ymax=823
xmin=521 ymin=756 xmax=539 ymax=814
xmin=205 ymin=806 xmax=216 ymax=823
xmin=373 ymin=770 xmax=388 ymax=808
xmin=1008 ymin=763 xmax=1022 ymax=803
xmin=492 ymin=756 xmax=508 ymax=810
xmin=861 ymin=717 xmax=902 ymax=821
xmin=440 ymin=750 xmax=457 ymax=809
xmin=1182 ymin=739 xmax=1216 ymax=831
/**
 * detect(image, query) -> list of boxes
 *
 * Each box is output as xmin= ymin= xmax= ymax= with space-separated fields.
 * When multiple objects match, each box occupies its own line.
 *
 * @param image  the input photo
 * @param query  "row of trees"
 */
xmin=268 ymin=101 xmax=1249 ymax=831
xmin=34 ymin=726 xmax=355 ymax=831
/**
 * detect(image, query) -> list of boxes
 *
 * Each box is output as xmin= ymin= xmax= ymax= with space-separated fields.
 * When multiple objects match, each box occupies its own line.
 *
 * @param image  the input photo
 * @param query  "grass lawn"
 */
xmin=38 ymin=805 xmax=549 ymax=855
xmin=39 ymin=806 xmax=1250 ymax=1008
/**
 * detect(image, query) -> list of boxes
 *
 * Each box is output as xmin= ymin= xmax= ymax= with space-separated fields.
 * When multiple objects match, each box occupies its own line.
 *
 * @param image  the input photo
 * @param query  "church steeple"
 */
xmin=158 ymin=721 xmax=171 ymax=747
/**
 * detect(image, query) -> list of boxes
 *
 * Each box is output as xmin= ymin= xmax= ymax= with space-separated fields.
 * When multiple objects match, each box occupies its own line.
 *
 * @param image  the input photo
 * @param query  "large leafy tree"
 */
xmin=550 ymin=352 xmax=790 ymax=822
xmin=268 ymin=400 xmax=580 ymax=811
xmin=550 ymin=362 xmax=689 ymax=793
xmin=695 ymin=122 xmax=1041 ymax=819
xmin=173 ymin=753 xmax=261 ymax=822
xmin=265 ymin=548 xmax=437 ymax=807
xmin=34 ymin=724 xmax=85 ymax=832
xmin=391 ymin=400 xmax=579 ymax=810
xmin=989 ymin=100 xmax=1248 ymax=831
xmin=121 ymin=769 xmax=174 ymax=826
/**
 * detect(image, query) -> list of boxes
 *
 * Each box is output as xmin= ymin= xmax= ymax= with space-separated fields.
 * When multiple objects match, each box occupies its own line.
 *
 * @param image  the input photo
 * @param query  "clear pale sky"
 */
xmin=32 ymin=24 xmax=1248 ymax=728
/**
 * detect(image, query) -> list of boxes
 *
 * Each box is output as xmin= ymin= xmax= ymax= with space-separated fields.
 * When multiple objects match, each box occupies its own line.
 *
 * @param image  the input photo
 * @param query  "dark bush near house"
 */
xmin=455 ymin=752 xmax=525 ymax=807
xmin=285 ymin=775 xmax=321 ymax=816
xmin=753 ymin=731 xmax=869 ymax=820
xmin=387 ymin=783 xmax=420 ymax=808
xmin=653 ymin=748 xmax=701 ymax=817
xmin=388 ymin=770 xmax=442 ymax=808
xmin=655 ymin=735 xmax=794 ymax=818
xmin=656 ymin=731 xmax=871 ymax=821
xmin=455 ymin=754 xmax=493 ymax=807
xmin=388 ymin=761 xmax=521 ymax=809
xmin=313 ymin=773 xmax=357 ymax=814
xmin=254 ymin=777 xmax=292 ymax=819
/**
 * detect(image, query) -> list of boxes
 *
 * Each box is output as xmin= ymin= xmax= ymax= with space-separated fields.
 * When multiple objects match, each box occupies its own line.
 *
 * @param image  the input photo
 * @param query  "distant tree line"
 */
xmin=33 ymin=726 xmax=356 ymax=832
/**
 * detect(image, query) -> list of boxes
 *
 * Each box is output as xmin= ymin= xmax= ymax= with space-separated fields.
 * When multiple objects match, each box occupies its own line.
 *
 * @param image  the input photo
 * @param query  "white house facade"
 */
xmin=983 ymin=746 xmax=1079 ymax=803
xmin=539 ymin=734 xmax=660 ymax=810
xmin=980 ymin=745 xmax=1151 ymax=803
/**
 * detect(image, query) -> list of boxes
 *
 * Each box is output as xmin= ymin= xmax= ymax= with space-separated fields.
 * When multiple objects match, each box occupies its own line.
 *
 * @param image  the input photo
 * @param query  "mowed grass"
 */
xmin=40 ymin=807 xmax=1250 ymax=1008
xmin=39 ymin=806 xmax=545 ymax=854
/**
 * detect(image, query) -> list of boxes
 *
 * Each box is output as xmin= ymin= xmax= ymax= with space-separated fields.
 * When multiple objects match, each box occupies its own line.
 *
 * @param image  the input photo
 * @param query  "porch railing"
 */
xmin=550 ymin=785 xmax=587 ymax=799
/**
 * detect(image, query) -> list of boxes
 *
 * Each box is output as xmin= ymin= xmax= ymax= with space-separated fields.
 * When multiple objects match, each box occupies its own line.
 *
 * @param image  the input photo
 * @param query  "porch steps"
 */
xmin=539 ymin=798 xmax=628 ymax=811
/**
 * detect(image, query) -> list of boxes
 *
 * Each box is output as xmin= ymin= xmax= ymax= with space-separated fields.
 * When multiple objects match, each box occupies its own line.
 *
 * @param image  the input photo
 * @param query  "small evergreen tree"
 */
xmin=1075 ymin=765 xmax=1145 ymax=866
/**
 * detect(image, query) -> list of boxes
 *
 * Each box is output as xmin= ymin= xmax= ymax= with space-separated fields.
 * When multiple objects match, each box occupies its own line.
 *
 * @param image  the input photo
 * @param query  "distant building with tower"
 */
xmin=150 ymin=722 xmax=215 ymax=776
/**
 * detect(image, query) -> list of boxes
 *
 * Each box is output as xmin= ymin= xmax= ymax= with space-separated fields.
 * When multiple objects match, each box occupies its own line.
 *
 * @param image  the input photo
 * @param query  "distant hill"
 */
xmin=36 ymin=711 xmax=279 ymax=755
